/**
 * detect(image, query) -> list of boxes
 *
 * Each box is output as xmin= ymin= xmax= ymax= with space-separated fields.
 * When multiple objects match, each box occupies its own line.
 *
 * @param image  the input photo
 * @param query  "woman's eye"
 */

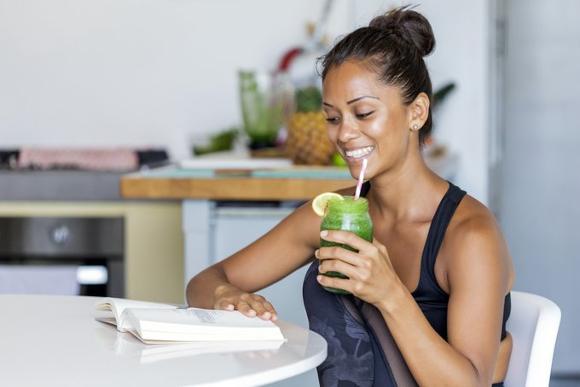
xmin=326 ymin=117 xmax=340 ymax=124
xmin=355 ymin=111 xmax=374 ymax=119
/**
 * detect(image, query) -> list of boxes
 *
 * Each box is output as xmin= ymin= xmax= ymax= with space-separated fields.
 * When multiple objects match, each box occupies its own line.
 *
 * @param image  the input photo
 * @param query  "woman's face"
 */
xmin=322 ymin=60 xmax=413 ymax=179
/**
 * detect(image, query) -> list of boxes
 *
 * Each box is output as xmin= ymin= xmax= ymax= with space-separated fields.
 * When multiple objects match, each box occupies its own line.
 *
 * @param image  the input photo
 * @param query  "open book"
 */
xmin=95 ymin=297 xmax=285 ymax=345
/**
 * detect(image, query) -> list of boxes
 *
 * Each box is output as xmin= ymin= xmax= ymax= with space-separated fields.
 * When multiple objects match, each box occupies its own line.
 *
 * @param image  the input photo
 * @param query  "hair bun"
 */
xmin=369 ymin=6 xmax=435 ymax=57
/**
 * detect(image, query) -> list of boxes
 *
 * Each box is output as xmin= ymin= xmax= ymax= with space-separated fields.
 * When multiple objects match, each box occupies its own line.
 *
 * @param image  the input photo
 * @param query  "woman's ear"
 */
xmin=408 ymin=92 xmax=430 ymax=131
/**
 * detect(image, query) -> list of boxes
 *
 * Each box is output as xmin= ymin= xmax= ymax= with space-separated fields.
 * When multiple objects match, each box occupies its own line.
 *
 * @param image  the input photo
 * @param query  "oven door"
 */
xmin=0 ymin=217 xmax=124 ymax=297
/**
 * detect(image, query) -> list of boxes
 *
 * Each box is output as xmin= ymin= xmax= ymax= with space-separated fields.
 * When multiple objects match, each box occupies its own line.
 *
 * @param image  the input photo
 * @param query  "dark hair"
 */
xmin=320 ymin=6 xmax=435 ymax=144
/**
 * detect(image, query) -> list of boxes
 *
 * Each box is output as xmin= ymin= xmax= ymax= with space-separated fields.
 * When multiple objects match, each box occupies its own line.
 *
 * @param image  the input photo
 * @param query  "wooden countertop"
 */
xmin=120 ymin=167 xmax=355 ymax=201
xmin=120 ymin=153 xmax=458 ymax=201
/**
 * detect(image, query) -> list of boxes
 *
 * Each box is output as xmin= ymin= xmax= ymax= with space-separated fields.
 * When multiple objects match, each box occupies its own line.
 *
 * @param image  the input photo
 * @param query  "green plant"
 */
xmin=193 ymin=128 xmax=239 ymax=156
xmin=425 ymin=81 xmax=456 ymax=145
xmin=295 ymin=86 xmax=322 ymax=113
xmin=432 ymin=82 xmax=456 ymax=111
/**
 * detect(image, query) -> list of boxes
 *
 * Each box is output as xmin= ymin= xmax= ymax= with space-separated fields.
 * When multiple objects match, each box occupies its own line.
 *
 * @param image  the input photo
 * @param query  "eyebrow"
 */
xmin=323 ymin=95 xmax=380 ymax=108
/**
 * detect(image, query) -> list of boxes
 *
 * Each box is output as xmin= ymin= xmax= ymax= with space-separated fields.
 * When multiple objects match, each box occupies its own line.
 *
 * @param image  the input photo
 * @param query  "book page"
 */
xmin=127 ymin=308 xmax=277 ymax=328
xmin=94 ymin=298 xmax=178 ymax=332
xmin=182 ymin=308 xmax=277 ymax=327
xmin=126 ymin=308 xmax=284 ymax=342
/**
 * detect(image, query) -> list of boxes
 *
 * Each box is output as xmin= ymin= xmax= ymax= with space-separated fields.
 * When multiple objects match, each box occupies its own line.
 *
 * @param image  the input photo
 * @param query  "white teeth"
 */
xmin=345 ymin=146 xmax=374 ymax=158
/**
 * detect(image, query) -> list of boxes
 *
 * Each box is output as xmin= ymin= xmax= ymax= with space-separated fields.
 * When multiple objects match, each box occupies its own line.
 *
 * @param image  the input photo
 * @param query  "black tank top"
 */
xmin=361 ymin=181 xmax=510 ymax=341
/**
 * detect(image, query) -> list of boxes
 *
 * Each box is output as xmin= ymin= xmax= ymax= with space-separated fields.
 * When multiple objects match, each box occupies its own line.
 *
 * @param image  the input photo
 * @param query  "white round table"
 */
xmin=0 ymin=295 xmax=327 ymax=386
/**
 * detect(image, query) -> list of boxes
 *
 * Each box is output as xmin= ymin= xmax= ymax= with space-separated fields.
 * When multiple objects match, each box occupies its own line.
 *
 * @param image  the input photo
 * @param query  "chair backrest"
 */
xmin=505 ymin=291 xmax=561 ymax=387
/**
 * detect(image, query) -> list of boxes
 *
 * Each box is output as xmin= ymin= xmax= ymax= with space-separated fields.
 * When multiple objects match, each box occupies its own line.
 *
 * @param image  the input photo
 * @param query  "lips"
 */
xmin=343 ymin=146 xmax=374 ymax=160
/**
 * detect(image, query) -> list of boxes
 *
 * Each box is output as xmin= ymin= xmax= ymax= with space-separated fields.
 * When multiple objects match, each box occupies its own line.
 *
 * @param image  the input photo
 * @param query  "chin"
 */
xmin=345 ymin=157 xmax=372 ymax=179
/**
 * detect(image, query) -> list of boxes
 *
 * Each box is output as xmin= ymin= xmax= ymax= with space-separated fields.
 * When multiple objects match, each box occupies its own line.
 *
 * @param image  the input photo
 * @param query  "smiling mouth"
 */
xmin=343 ymin=146 xmax=375 ymax=160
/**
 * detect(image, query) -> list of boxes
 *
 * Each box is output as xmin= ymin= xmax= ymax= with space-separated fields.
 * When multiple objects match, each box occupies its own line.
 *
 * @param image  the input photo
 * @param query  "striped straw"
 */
xmin=354 ymin=158 xmax=368 ymax=200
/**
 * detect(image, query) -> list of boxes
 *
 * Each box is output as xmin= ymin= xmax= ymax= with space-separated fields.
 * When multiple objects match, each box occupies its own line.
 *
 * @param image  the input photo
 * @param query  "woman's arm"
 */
xmin=382 ymin=214 xmax=511 ymax=386
xmin=186 ymin=200 xmax=321 ymax=318
xmin=316 ymin=208 xmax=513 ymax=386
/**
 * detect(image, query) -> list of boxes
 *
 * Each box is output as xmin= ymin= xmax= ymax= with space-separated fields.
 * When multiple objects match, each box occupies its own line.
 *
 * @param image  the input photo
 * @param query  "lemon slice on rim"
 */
xmin=312 ymin=192 xmax=344 ymax=216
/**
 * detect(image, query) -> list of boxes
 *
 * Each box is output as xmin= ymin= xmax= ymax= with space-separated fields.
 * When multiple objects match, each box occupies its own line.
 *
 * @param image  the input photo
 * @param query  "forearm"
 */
xmin=379 ymin=287 xmax=487 ymax=387
xmin=186 ymin=265 xmax=234 ymax=308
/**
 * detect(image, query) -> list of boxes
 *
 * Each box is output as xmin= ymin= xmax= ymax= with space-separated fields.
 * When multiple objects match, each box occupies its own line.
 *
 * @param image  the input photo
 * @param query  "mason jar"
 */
xmin=320 ymin=196 xmax=373 ymax=294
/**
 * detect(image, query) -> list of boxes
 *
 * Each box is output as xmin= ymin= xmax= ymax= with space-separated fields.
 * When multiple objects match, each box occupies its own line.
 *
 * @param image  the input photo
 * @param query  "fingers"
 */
xmin=214 ymin=299 xmax=235 ymax=311
xmin=320 ymin=230 xmax=375 ymax=255
xmin=236 ymin=300 xmax=257 ymax=317
xmin=261 ymin=300 xmax=278 ymax=321
xmin=243 ymin=294 xmax=278 ymax=321
xmin=315 ymin=245 xmax=361 ymax=266
xmin=215 ymin=292 xmax=277 ymax=321
xmin=316 ymin=274 xmax=351 ymax=294
xmin=213 ymin=284 xmax=238 ymax=311
xmin=240 ymin=294 xmax=269 ymax=320
xmin=318 ymin=258 xmax=358 ymax=279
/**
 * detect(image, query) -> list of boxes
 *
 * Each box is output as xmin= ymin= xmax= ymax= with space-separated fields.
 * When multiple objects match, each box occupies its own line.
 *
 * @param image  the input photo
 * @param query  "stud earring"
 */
xmin=411 ymin=124 xmax=419 ymax=131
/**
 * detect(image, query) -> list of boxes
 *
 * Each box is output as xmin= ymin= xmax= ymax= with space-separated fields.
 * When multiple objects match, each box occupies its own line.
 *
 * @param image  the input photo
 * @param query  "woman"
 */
xmin=187 ymin=7 xmax=514 ymax=386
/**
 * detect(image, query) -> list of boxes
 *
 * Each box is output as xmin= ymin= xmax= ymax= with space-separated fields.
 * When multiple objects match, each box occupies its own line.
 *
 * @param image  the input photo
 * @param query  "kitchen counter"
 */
xmin=120 ymin=153 xmax=458 ymax=201
xmin=120 ymin=166 xmax=355 ymax=201
xmin=0 ymin=170 xmax=125 ymax=201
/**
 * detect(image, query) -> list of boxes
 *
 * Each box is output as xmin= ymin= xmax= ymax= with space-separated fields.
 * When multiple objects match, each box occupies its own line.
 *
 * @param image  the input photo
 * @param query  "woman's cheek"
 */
xmin=327 ymin=127 xmax=340 ymax=146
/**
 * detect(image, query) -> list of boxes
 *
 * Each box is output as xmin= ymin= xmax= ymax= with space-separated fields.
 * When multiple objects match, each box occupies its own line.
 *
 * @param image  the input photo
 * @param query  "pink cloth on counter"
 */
xmin=17 ymin=147 xmax=139 ymax=171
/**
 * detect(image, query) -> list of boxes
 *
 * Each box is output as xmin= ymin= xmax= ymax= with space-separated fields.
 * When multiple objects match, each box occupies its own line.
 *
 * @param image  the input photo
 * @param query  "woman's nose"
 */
xmin=337 ymin=119 xmax=359 ymax=143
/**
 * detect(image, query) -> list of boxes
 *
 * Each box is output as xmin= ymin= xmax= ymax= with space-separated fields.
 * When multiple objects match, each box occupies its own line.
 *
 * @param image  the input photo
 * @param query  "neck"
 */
xmin=368 ymin=146 xmax=448 ymax=222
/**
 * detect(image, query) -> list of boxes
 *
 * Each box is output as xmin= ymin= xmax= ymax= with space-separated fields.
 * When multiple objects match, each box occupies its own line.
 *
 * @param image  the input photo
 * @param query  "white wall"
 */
xmin=0 ymin=0 xmax=352 ymax=159
xmin=0 ymin=0 xmax=491 ymax=202
xmin=355 ymin=1 xmax=492 ymax=203
xmin=500 ymin=0 xmax=580 ymax=373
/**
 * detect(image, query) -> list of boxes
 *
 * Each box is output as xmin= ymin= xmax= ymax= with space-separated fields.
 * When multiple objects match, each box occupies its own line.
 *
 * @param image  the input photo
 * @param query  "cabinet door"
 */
xmin=213 ymin=206 xmax=310 ymax=329
xmin=213 ymin=206 xmax=317 ymax=387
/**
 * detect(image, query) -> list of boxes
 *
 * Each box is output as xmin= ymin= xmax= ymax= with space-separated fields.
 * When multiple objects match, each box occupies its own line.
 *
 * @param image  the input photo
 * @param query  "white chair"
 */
xmin=504 ymin=291 xmax=561 ymax=387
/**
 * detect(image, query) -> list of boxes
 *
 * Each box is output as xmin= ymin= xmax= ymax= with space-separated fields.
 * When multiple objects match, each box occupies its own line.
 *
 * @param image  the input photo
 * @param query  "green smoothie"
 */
xmin=320 ymin=196 xmax=373 ymax=294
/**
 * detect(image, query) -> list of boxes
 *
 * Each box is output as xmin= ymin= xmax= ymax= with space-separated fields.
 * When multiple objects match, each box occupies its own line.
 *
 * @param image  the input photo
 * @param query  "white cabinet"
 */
xmin=212 ymin=206 xmax=310 ymax=329
xmin=183 ymin=201 xmax=310 ymax=327
xmin=182 ymin=200 xmax=318 ymax=387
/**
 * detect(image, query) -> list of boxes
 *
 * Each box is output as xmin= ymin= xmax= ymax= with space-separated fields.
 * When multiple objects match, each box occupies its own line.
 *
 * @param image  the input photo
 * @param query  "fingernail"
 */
xmin=320 ymin=230 xmax=328 ymax=237
xmin=249 ymin=309 xmax=256 ymax=316
xmin=317 ymin=275 xmax=323 ymax=282
xmin=314 ymin=249 xmax=319 ymax=258
xmin=226 ymin=304 xmax=234 ymax=310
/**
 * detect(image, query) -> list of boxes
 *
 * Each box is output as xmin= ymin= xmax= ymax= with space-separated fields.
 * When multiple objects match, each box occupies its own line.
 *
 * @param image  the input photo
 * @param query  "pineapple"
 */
xmin=286 ymin=86 xmax=335 ymax=165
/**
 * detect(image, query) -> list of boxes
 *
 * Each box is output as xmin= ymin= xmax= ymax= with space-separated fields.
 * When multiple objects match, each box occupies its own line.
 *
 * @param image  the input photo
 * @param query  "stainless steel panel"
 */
xmin=107 ymin=259 xmax=124 ymax=298
xmin=0 ymin=217 xmax=123 ymax=257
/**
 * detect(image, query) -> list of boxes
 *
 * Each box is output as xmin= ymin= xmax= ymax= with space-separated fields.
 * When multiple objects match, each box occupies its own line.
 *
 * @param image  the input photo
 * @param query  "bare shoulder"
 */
xmin=449 ymin=194 xmax=501 ymax=239
xmin=444 ymin=194 xmax=514 ymax=290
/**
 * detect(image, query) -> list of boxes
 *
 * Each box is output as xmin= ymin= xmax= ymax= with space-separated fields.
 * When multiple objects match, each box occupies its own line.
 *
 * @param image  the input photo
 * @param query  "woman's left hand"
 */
xmin=316 ymin=230 xmax=401 ymax=307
